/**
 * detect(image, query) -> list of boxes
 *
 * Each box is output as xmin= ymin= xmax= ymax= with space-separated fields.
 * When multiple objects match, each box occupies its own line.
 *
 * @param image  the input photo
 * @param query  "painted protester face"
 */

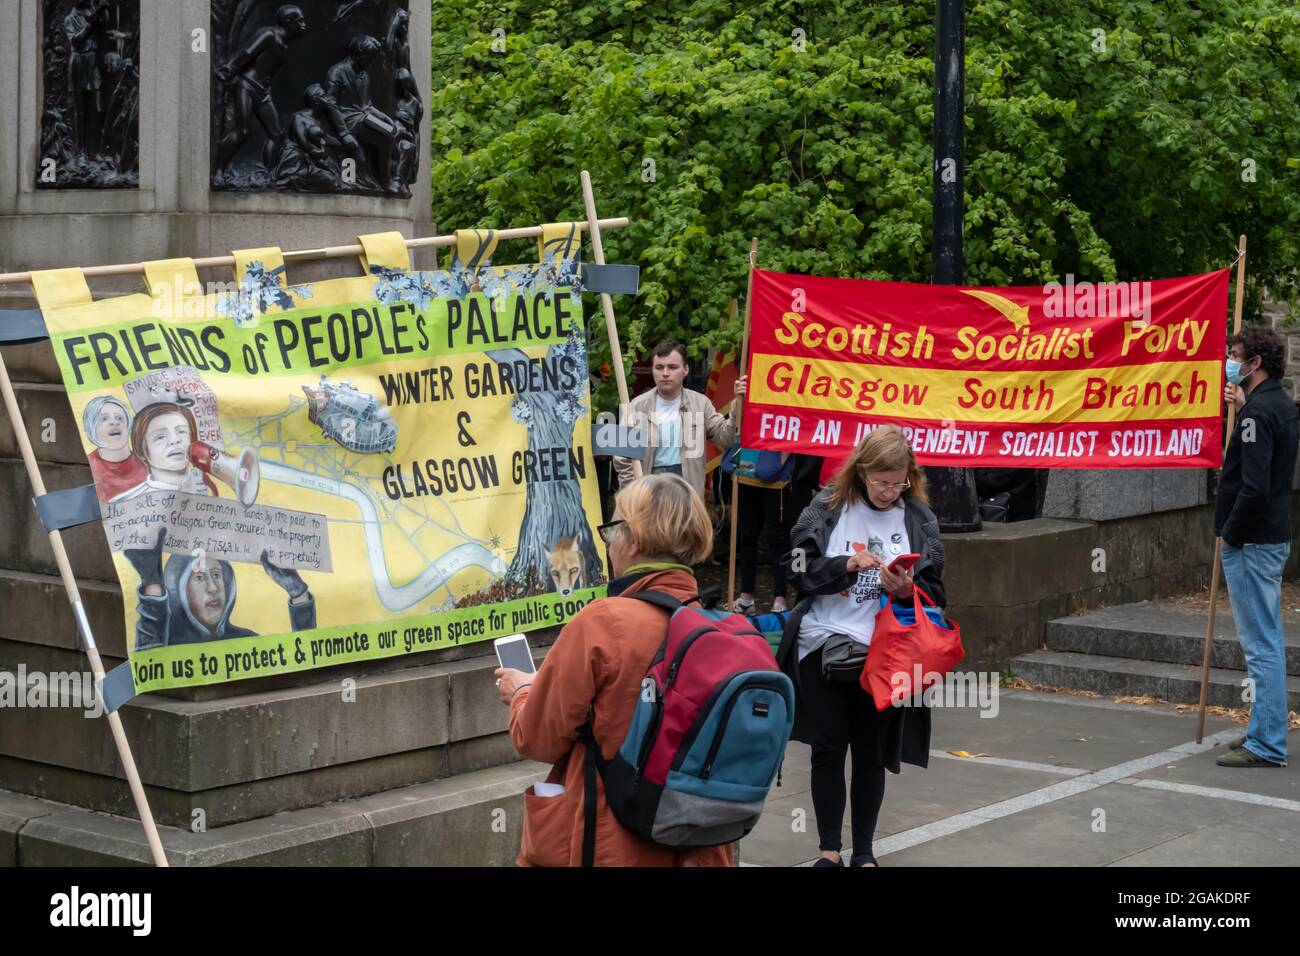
xmin=186 ymin=560 xmax=227 ymax=632
xmin=143 ymin=411 xmax=193 ymax=479
xmin=92 ymin=402 xmax=130 ymax=452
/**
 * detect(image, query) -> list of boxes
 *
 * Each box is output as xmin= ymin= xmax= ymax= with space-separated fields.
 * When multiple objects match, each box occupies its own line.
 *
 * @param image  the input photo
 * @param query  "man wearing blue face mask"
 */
xmin=1215 ymin=327 xmax=1299 ymax=768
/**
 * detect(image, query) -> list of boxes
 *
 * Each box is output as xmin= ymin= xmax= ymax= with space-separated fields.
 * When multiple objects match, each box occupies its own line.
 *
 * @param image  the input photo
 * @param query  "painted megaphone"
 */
xmin=189 ymin=441 xmax=260 ymax=507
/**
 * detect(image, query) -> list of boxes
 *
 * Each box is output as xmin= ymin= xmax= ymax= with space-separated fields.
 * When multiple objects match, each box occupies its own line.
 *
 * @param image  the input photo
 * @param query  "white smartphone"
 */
xmin=494 ymin=633 xmax=536 ymax=673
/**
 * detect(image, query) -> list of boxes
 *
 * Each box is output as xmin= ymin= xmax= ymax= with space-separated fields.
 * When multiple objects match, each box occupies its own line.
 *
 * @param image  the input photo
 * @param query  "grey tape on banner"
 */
xmin=0 ymin=309 xmax=49 ymax=344
xmin=33 ymin=484 xmax=102 ymax=531
xmin=591 ymin=422 xmax=646 ymax=458
xmin=580 ymin=263 xmax=640 ymax=295
xmin=99 ymin=663 xmax=137 ymax=714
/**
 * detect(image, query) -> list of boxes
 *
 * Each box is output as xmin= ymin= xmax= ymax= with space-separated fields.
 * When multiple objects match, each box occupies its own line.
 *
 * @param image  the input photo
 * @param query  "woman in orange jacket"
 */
xmin=494 ymin=473 xmax=733 ymax=867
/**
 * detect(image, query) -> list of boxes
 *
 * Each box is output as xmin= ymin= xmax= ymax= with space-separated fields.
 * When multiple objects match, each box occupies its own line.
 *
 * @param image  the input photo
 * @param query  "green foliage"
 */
xmin=430 ymin=0 xmax=1300 ymax=409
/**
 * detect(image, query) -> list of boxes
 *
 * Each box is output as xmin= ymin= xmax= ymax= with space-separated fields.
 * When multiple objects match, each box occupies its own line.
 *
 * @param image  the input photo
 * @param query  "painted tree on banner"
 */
xmin=483 ymin=325 xmax=603 ymax=601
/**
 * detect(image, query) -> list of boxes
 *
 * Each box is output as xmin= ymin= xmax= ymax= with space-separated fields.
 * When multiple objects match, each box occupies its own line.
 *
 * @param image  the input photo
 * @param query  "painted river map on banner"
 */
xmin=35 ymin=233 xmax=607 ymax=696
xmin=742 ymin=268 xmax=1230 ymax=468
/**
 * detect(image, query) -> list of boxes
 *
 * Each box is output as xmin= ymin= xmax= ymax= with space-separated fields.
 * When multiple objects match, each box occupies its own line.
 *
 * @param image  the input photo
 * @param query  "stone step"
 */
xmin=0 ymin=457 xmax=116 ymax=582
xmin=1046 ymin=602 xmax=1300 ymax=677
xmin=0 ymin=647 xmax=544 ymax=828
xmin=1 ymin=759 xmax=550 ymax=866
xmin=0 ymin=566 xmax=127 ymax=659
xmin=1011 ymin=650 xmax=1300 ymax=712
xmin=0 ymin=337 xmax=62 ymax=386
xmin=0 ymin=381 xmax=84 ymax=466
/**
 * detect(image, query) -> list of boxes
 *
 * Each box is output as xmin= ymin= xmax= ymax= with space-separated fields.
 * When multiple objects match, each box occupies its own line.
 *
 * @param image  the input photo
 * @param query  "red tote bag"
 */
xmin=861 ymin=587 xmax=965 ymax=712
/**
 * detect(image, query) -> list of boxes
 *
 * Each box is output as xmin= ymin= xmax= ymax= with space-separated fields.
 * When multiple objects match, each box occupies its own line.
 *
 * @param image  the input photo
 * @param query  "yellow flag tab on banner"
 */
xmin=453 ymin=229 xmax=498 ymax=274
xmin=538 ymin=222 xmax=581 ymax=263
xmin=357 ymin=231 xmax=410 ymax=274
xmin=232 ymin=247 xmax=286 ymax=285
xmin=30 ymin=268 xmax=93 ymax=311
xmin=142 ymin=258 xmax=200 ymax=301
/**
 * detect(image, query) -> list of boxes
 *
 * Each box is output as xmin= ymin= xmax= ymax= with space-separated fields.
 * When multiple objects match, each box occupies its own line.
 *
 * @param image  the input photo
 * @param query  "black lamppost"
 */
xmin=927 ymin=0 xmax=982 ymax=532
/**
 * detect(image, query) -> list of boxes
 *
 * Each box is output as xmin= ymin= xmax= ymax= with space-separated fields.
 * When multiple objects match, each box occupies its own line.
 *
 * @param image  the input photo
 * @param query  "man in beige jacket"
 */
xmin=613 ymin=340 xmax=747 ymax=500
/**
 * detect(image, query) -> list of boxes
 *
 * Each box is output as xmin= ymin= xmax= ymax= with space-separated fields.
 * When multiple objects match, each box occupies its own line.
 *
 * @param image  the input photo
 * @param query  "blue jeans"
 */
xmin=1220 ymin=542 xmax=1291 ymax=764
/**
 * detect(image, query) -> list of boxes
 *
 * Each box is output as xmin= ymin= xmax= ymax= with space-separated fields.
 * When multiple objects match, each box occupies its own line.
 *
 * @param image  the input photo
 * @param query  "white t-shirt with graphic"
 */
xmin=797 ymin=499 xmax=910 ymax=661
xmin=653 ymin=392 xmax=683 ymax=467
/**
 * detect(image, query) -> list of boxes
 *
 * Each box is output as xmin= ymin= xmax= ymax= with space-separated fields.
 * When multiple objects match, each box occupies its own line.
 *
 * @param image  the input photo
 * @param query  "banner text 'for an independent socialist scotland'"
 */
xmin=741 ymin=269 xmax=1229 ymax=468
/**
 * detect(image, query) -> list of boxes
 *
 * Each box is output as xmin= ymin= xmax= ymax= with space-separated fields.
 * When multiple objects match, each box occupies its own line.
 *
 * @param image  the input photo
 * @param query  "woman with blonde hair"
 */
xmin=776 ymin=425 xmax=946 ymax=867
xmin=494 ymin=473 xmax=733 ymax=866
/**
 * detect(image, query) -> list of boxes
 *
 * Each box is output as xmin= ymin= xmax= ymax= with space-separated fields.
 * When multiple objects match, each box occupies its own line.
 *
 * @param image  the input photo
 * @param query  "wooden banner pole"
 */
xmin=0 ymin=349 xmax=169 ymax=865
xmin=0 ymin=218 xmax=630 ymax=286
xmin=579 ymin=171 xmax=642 ymax=481
xmin=727 ymin=239 xmax=759 ymax=611
xmin=1195 ymin=234 xmax=1248 ymax=744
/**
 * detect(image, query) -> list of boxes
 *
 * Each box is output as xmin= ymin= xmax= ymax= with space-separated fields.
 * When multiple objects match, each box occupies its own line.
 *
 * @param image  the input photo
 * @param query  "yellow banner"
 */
xmin=37 ymin=243 xmax=606 ymax=695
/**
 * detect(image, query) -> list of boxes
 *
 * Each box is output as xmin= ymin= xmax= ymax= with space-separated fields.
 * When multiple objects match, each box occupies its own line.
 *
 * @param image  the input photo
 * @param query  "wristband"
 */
xmin=511 ymin=682 xmax=532 ymax=700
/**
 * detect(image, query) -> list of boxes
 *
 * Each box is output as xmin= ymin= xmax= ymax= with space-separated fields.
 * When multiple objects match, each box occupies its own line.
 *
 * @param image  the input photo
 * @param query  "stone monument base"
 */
xmin=1 ymin=759 xmax=544 ymax=866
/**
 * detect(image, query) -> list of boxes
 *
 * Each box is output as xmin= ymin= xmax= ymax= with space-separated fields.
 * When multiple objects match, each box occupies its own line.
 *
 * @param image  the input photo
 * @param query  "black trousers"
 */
xmin=797 ymin=647 xmax=887 ymax=860
xmin=738 ymin=482 xmax=789 ymax=598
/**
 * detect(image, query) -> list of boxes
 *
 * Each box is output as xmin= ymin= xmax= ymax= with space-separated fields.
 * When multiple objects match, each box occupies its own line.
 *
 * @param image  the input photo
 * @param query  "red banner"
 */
xmin=704 ymin=347 xmax=739 ymax=473
xmin=741 ymin=269 xmax=1229 ymax=468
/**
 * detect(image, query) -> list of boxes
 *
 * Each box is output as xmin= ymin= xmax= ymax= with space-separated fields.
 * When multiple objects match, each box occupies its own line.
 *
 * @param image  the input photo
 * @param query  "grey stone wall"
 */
xmin=0 ymin=0 xmax=438 ymax=302
xmin=1042 ymin=469 xmax=1206 ymax=522
xmin=1262 ymin=297 xmax=1299 ymax=400
xmin=944 ymin=492 xmax=1300 ymax=673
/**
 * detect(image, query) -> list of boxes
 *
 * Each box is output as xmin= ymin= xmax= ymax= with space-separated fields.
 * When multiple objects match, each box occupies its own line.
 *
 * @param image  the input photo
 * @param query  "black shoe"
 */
xmin=850 ymin=853 xmax=878 ymax=867
xmin=813 ymin=855 xmax=844 ymax=867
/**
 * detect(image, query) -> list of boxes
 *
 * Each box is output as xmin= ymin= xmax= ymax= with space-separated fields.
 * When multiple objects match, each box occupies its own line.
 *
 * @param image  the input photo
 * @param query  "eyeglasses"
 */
xmin=868 ymin=479 xmax=911 ymax=493
xmin=597 ymin=520 xmax=625 ymax=545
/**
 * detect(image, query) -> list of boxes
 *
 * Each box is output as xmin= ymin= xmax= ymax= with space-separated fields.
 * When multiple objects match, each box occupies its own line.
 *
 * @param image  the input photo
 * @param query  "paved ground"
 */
xmin=739 ymin=688 xmax=1299 ymax=866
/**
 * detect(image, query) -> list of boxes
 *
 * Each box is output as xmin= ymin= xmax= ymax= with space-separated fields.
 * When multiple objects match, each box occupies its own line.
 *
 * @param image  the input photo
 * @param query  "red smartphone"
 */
xmin=886 ymin=553 xmax=921 ymax=573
